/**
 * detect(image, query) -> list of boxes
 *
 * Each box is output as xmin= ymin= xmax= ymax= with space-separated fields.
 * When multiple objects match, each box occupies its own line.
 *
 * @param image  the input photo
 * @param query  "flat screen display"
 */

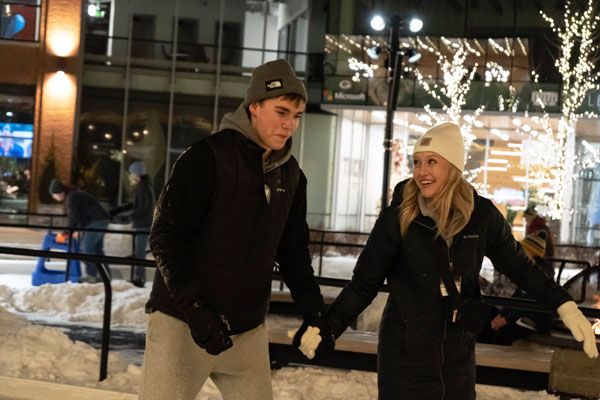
xmin=0 ymin=122 xmax=33 ymax=158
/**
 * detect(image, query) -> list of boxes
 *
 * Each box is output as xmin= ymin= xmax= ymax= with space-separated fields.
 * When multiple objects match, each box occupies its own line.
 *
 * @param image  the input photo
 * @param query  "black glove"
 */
xmin=292 ymin=307 xmax=335 ymax=359
xmin=181 ymin=299 xmax=233 ymax=355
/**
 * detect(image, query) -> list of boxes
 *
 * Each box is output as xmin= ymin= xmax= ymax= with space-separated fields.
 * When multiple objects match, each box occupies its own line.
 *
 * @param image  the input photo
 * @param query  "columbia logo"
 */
xmin=463 ymin=234 xmax=479 ymax=239
xmin=266 ymin=79 xmax=283 ymax=91
xmin=276 ymin=188 xmax=286 ymax=193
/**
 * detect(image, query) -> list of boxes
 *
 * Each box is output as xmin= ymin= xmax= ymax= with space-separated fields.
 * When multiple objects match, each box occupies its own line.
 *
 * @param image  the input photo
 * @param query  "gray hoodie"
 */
xmin=219 ymin=103 xmax=293 ymax=174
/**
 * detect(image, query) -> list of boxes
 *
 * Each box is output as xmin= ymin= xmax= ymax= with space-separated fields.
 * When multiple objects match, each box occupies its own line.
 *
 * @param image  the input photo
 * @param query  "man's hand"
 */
xmin=182 ymin=300 xmax=233 ymax=356
xmin=557 ymin=301 xmax=598 ymax=359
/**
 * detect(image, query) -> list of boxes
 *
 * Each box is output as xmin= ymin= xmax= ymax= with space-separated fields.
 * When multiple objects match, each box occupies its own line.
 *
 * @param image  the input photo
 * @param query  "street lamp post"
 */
xmin=369 ymin=13 xmax=421 ymax=211
xmin=381 ymin=15 xmax=402 ymax=212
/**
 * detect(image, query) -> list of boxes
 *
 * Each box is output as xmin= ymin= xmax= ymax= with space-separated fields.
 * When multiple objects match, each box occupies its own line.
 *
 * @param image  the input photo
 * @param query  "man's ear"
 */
xmin=248 ymin=102 xmax=258 ymax=117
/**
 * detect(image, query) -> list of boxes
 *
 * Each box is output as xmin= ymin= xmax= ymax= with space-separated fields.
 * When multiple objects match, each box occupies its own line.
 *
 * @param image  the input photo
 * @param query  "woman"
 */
xmin=298 ymin=122 xmax=597 ymax=399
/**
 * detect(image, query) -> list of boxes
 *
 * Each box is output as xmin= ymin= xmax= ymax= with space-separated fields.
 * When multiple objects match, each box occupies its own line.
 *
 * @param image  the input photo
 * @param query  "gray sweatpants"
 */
xmin=138 ymin=311 xmax=273 ymax=400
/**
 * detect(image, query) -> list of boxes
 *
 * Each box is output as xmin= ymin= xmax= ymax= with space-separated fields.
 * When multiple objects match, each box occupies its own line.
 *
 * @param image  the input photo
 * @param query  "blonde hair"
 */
xmin=399 ymin=166 xmax=474 ymax=238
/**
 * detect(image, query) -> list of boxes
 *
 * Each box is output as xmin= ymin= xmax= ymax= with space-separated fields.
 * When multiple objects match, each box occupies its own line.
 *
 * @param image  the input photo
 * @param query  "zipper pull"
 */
xmin=452 ymin=309 xmax=458 ymax=322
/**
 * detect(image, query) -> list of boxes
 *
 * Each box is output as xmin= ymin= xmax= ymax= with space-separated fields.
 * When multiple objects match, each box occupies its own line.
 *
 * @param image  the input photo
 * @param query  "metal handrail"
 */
xmin=1 ymin=244 xmax=598 ymax=382
xmin=272 ymin=271 xmax=600 ymax=318
xmin=0 ymin=210 xmax=66 ymax=227
xmin=0 ymin=246 xmax=154 ymax=381
xmin=0 ymin=221 xmax=151 ymax=281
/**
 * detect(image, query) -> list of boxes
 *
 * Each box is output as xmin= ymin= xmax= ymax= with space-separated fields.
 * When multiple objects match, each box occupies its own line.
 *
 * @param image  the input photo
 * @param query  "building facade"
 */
xmin=1 ymin=0 xmax=599 ymax=245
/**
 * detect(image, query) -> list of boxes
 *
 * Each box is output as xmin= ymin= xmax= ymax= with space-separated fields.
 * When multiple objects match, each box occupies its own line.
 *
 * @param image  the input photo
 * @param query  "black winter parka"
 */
xmin=327 ymin=180 xmax=572 ymax=400
xmin=146 ymin=130 xmax=323 ymax=332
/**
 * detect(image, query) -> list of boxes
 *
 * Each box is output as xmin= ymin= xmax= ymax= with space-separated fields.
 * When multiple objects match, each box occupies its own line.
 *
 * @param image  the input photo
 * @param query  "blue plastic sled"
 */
xmin=32 ymin=233 xmax=81 ymax=286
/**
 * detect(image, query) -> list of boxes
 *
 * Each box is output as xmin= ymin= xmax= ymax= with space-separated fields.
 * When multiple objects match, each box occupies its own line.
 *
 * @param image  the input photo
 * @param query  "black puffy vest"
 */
xmin=149 ymin=130 xmax=300 ymax=331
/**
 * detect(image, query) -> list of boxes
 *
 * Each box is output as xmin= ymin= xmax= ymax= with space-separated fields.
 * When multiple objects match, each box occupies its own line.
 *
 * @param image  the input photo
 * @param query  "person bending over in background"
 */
xmin=49 ymin=178 xmax=110 ymax=283
xmin=297 ymin=122 xmax=598 ymax=400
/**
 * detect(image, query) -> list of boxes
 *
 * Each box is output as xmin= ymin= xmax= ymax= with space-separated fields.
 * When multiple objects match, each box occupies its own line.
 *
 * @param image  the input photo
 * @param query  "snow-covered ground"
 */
xmin=0 ymin=271 xmax=584 ymax=399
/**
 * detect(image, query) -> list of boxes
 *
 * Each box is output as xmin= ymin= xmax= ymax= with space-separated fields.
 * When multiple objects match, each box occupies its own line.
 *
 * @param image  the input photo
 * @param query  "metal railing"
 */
xmin=0 ymin=210 xmax=67 ymax=227
xmin=0 ymin=246 xmax=154 ymax=381
xmin=307 ymin=230 xmax=600 ymax=307
xmin=0 ymin=221 xmax=599 ymax=380
xmin=0 ymin=212 xmax=151 ymax=282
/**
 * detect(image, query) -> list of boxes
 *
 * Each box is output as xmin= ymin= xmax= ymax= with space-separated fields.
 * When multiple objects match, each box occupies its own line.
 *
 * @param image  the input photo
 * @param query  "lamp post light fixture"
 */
xmin=370 ymin=14 xmax=423 ymax=34
xmin=370 ymin=14 xmax=386 ymax=31
xmin=372 ymin=15 xmax=422 ymax=211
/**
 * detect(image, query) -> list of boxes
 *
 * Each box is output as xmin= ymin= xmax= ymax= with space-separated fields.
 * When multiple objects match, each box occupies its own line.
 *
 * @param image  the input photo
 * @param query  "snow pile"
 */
xmin=0 ymin=306 xmax=141 ymax=393
xmin=0 ymin=279 xmax=149 ymax=328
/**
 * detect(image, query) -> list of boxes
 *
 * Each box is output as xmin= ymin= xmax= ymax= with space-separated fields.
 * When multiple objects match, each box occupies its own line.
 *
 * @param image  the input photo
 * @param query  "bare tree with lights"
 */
xmin=536 ymin=0 xmax=600 ymax=220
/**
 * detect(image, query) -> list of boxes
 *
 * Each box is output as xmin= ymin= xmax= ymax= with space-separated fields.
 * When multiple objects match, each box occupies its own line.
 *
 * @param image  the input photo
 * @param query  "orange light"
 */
xmin=45 ymin=71 xmax=76 ymax=100
xmin=47 ymin=30 xmax=77 ymax=57
xmin=593 ymin=319 xmax=600 ymax=336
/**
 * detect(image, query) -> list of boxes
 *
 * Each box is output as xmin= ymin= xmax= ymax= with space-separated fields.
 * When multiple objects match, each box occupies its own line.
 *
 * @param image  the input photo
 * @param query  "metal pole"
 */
xmin=381 ymin=16 xmax=402 ymax=212
xmin=97 ymin=262 xmax=112 ymax=381
xmin=261 ymin=1 xmax=268 ymax=64
xmin=164 ymin=0 xmax=180 ymax=185
xmin=118 ymin=5 xmax=134 ymax=205
xmin=483 ymin=129 xmax=490 ymax=196
xmin=212 ymin=0 xmax=226 ymax=130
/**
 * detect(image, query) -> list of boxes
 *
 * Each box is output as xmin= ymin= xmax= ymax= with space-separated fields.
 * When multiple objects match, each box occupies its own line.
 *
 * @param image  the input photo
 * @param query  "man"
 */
xmin=110 ymin=160 xmax=155 ymax=287
xmin=48 ymin=178 xmax=110 ymax=283
xmin=524 ymin=205 xmax=554 ymax=257
xmin=139 ymin=59 xmax=333 ymax=400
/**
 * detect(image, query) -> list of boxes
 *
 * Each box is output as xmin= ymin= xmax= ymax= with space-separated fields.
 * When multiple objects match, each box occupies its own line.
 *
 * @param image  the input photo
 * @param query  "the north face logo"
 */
xmin=420 ymin=138 xmax=432 ymax=146
xmin=266 ymin=79 xmax=283 ymax=91
xmin=276 ymin=188 xmax=286 ymax=193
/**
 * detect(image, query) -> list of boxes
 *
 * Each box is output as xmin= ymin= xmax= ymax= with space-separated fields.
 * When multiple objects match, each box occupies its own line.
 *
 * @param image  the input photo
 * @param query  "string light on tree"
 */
xmin=537 ymin=0 xmax=600 ymax=219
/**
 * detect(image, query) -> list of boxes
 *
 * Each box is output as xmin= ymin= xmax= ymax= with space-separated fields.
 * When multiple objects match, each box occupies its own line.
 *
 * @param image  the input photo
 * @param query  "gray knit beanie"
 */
xmin=244 ymin=59 xmax=307 ymax=106
xmin=48 ymin=178 xmax=65 ymax=195
xmin=128 ymin=160 xmax=147 ymax=176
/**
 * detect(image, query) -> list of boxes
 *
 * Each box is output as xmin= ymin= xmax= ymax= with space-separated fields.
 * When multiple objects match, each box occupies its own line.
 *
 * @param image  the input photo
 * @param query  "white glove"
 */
xmin=557 ymin=301 xmax=598 ymax=359
xmin=287 ymin=326 xmax=322 ymax=359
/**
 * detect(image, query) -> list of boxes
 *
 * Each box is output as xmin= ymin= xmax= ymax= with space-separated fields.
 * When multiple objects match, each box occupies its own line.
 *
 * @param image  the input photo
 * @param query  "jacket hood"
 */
xmin=219 ymin=102 xmax=293 ymax=173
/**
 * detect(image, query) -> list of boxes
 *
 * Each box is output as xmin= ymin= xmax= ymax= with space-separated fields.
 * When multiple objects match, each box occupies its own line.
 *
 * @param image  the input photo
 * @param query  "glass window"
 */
xmin=0 ymin=84 xmax=35 ymax=212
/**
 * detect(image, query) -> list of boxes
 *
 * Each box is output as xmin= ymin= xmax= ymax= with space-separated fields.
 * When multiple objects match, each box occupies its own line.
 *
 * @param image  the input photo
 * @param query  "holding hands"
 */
xmin=288 ymin=326 xmax=322 ymax=359
xmin=288 ymin=308 xmax=336 ymax=360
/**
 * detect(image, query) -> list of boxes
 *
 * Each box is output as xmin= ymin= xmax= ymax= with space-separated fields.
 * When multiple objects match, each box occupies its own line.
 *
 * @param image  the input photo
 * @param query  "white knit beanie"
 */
xmin=413 ymin=122 xmax=465 ymax=172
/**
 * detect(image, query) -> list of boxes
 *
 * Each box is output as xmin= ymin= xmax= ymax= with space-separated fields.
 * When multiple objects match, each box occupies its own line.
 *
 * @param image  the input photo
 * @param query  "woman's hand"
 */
xmin=557 ymin=301 xmax=598 ymax=359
